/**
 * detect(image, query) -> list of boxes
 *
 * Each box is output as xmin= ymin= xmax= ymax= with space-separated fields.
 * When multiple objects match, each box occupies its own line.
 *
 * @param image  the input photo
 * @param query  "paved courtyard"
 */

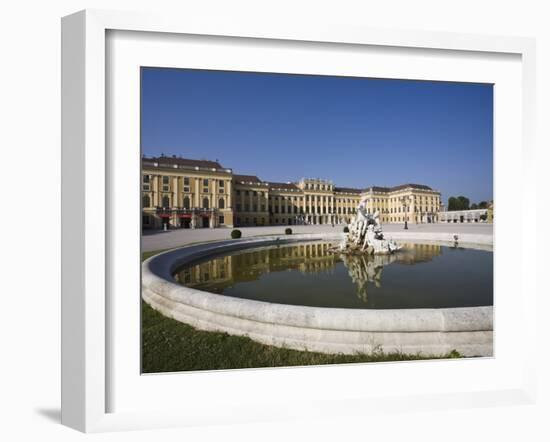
xmin=142 ymin=222 xmax=493 ymax=252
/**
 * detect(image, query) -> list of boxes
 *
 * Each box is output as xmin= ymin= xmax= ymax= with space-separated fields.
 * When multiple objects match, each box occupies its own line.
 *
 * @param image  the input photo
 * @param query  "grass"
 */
xmin=141 ymin=249 xmax=461 ymax=373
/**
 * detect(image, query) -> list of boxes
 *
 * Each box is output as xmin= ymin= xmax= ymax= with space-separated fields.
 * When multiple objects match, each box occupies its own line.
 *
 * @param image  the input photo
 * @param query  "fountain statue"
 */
xmin=334 ymin=197 xmax=401 ymax=255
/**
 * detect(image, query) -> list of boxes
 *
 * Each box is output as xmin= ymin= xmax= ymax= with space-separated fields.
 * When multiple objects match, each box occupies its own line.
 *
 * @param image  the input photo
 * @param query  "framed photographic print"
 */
xmin=61 ymin=9 xmax=537 ymax=433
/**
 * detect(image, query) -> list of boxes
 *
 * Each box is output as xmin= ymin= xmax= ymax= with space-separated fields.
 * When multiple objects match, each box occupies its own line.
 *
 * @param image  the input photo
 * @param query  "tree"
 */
xmin=470 ymin=203 xmax=478 ymax=210
xmin=448 ymin=197 xmax=458 ymax=211
xmin=478 ymin=201 xmax=488 ymax=209
xmin=456 ymin=196 xmax=470 ymax=211
xmin=448 ymin=195 xmax=471 ymax=211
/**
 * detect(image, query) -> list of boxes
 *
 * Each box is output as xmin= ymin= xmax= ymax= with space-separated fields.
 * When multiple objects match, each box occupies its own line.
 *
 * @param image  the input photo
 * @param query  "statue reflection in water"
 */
xmin=341 ymin=253 xmax=394 ymax=303
xmin=340 ymin=244 xmax=442 ymax=303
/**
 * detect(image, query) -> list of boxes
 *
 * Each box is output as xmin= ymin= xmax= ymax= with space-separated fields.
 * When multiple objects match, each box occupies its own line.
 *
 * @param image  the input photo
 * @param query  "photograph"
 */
xmin=140 ymin=67 xmax=494 ymax=374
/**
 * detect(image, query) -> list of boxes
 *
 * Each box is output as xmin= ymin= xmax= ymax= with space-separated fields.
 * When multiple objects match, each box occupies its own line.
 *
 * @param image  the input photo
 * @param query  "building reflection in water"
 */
xmin=173 ymin=242 xmax=442 ymax=304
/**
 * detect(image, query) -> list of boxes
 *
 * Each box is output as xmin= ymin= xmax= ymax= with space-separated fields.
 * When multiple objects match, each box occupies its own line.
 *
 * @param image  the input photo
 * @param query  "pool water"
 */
xmin=173 ymin=241 xmax=493 ymax=310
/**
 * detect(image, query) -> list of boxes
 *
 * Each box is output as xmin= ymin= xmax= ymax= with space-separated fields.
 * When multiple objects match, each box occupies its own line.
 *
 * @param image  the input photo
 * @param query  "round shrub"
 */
xmin=231 ymin=229 xmax=242 ymax=239
xmin=343 ymin=226 xmax=349 ymax=233
xmin=285 ymin=228 xmax=292 ymax=235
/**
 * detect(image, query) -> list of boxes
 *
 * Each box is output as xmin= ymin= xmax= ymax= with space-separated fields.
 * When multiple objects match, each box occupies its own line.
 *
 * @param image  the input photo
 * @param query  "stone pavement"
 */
xmin=142 ymin=222 xmax=493 ymax=252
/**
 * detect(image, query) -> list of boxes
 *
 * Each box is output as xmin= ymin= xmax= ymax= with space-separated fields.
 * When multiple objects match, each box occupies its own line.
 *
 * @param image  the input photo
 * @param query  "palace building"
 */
xmin=142 ymin=155 xmax=441 ymax=229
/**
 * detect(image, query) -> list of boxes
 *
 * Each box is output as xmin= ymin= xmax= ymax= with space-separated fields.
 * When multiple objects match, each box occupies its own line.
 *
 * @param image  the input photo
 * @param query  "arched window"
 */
xmin=183 ymin=196 xmax=190 ymax=209
xmin=218 ymin=198 xmax=225 ymax=209
xmin=162 ymin=195 xmax=170 ymax=208
xmin=202 ymin=197 xmax=209 ymax=209
xmin=142 ymin=194 xmax=151 ymax=208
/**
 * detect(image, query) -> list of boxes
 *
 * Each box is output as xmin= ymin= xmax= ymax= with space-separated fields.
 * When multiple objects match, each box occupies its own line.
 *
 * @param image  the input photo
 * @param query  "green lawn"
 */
xmin=141 ymin=249 xmax=460 ymax=373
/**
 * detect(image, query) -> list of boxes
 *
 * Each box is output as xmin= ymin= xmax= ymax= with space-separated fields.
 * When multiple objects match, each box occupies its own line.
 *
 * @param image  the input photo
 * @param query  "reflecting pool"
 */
xmin=173 ymin=242 xmax=493 ymax=309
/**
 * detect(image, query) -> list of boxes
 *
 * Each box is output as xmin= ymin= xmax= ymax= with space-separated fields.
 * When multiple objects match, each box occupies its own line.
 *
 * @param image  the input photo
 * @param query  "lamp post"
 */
xmin=399 ymin=196 xmax=409 ymax=230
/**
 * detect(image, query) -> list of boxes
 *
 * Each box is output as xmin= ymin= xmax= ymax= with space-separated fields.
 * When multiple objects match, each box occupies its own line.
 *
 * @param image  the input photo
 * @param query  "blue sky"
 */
xmin=141 ymin=68 xmax=493 ymax=204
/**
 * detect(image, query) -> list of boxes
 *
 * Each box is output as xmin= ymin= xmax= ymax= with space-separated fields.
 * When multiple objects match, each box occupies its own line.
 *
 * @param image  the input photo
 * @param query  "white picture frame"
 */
xmin=61 ymin=9 xmax=537 ymax=433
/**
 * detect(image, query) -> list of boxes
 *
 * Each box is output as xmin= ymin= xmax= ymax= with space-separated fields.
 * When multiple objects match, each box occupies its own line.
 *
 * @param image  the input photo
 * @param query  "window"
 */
xmin=218 ymin=198 xmax=225 ymax=209
xmin=142 ymin=215 xmax=150 ymax=225
xmin=162 ymin=195 xmax=170 ymax=208
xmin=253 ymin=204 xmax=257 ymax=212
xmin=236 ymin=203 xmax=241 ymax=212
xmin=219 ymin=215 xmax=225 ymax=224
xmin=244 ymin=203 xmax=250 ymax=211
xmin=183 ymin=177 xmax=190 ymax=192
xmin=183 ymin=196 xmax=190 ymax=209
xmin=162 ymin=176 xmax=170 ymax=192
xmin=219 ymin=180 xmax=225 ymax=192
xmin=142 ymin=175 xmax=150 ymax=190
xmin=142 ymin=194 xmax=151 ymax=208
xmin=203 ymin=197 xmax=209 ymax=209
xmin=261 ymin=204 xmax=266 ymax=212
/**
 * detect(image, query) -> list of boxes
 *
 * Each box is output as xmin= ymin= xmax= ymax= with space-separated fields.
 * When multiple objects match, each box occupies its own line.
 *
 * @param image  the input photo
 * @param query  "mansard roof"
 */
xmin=143 ymin=155 xmax=225 ymax=169
xmin=364 ymin=184 xmax=435 ymax=193
xmin=233 ymin=174 xmax=263 ymax=183
xmin=267 ymin=181 xmax=301 ymax=191
xmin=390 ymin=183 xmax=433 ymax=192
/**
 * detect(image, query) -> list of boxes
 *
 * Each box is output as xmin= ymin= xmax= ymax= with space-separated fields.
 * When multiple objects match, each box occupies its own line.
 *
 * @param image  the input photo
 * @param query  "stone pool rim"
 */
xmin=142 ymin=232 xmax=493 ymax=356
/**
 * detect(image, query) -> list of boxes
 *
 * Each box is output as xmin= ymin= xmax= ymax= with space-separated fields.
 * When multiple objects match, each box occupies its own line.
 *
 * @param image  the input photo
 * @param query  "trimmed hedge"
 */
xmin=343 ymin=226 xmax=349 ymax=233
xmin=285 ymin=228 xmax=292 ymax=235
xmin=231 ymin=229 xmax=242 ymax=239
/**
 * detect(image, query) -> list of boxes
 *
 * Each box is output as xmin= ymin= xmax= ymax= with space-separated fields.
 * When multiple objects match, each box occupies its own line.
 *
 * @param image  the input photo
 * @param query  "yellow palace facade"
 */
xmin=142 ymin=155 xmax=441 ymax=229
